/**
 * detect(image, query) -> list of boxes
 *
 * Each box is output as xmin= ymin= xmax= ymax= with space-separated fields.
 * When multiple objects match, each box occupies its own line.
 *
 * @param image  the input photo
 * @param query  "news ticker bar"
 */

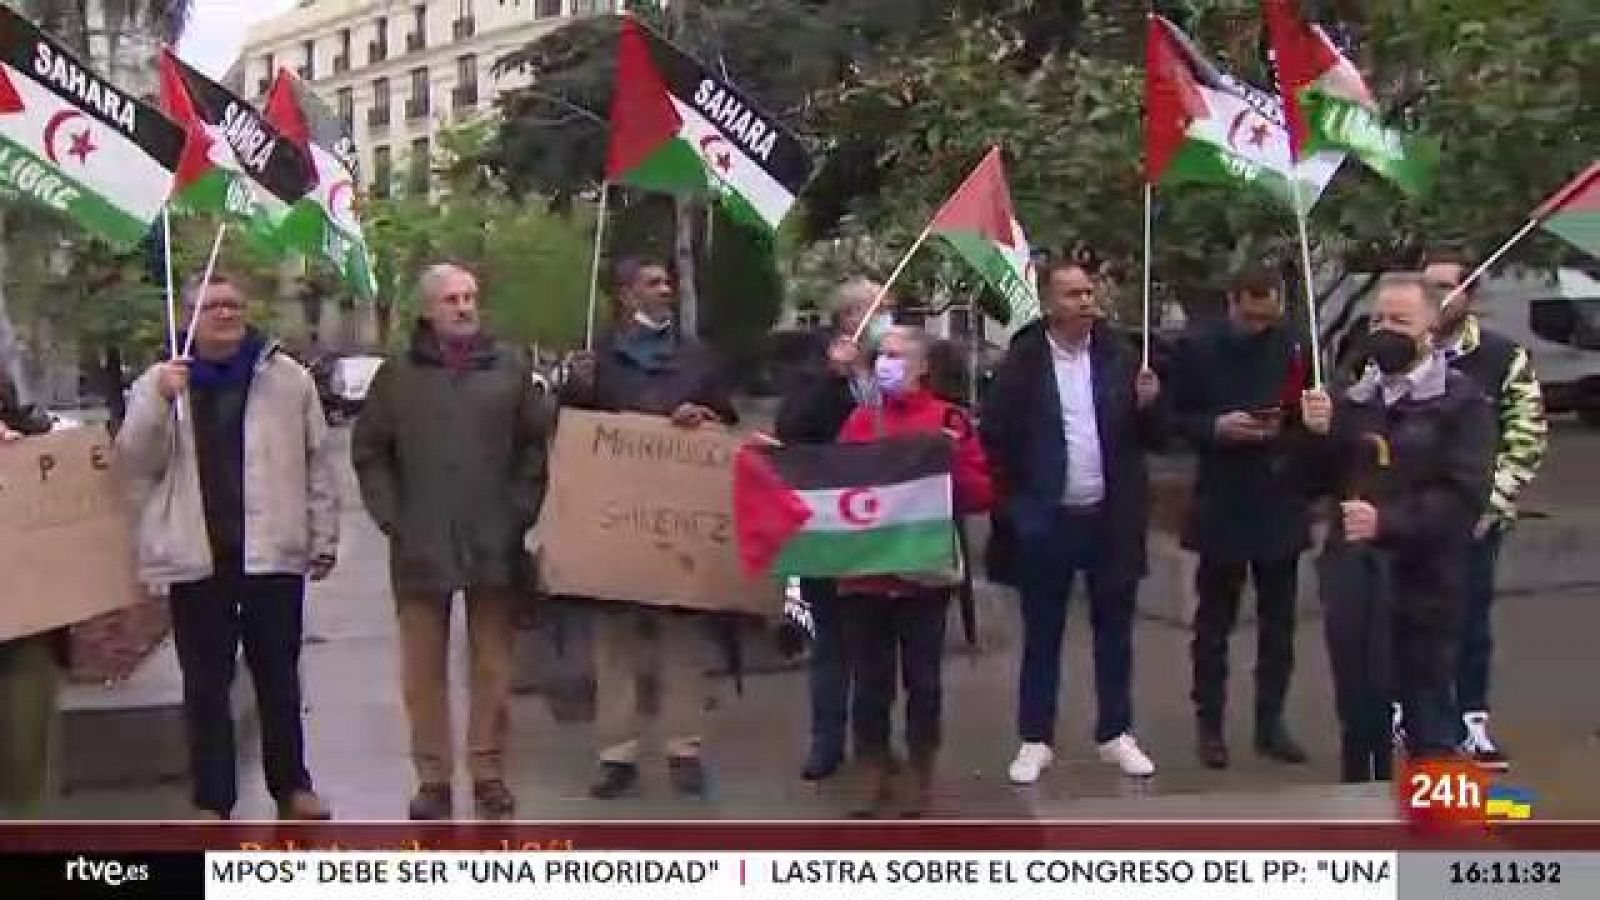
xmin=4 ymin=852 xmax=1599 ymax=900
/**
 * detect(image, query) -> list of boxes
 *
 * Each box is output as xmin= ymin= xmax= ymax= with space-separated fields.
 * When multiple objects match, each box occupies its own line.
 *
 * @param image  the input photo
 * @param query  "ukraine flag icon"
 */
xmin=1485 ymin=786 xmax=1535 ymax=820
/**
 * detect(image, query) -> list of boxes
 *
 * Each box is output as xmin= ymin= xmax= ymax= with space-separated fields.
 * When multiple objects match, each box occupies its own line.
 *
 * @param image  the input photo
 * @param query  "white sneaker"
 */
xmin=1008 ymin=743 xmax=1055 ymax=784
xmin=1463 ymin=712 xmax=1510 ymax=771
xmin=1391 ymin=702 xmax=1406 ymax=747
xmin=1098 ymin=733 xmax=1156 ymax=777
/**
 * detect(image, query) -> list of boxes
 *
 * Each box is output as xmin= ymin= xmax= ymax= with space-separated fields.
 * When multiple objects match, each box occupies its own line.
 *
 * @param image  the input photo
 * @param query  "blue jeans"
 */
xmin=1016 ymin=507 xmax=1138 ymax=745
xmin=802 ymin=580 xmax=851 ymax=758
xmin=1455 ymin=526 xmax=1504 ymax=715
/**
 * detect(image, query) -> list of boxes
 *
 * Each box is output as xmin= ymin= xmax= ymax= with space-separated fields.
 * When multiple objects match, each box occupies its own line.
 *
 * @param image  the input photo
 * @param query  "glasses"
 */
xmin=1057 ymin=288 xmax=1096 ymax=299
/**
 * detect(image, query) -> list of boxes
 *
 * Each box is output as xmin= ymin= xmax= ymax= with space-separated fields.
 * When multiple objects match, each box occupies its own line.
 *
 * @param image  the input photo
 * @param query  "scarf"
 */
xmin=615 ymin=322 xmax=677 ymax=373
xmin=188 ymin=330 xmax=266 ymax=389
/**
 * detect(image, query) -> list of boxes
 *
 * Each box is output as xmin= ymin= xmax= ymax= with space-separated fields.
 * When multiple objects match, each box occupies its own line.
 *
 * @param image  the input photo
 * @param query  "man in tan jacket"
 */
xmin=117 ymin=271 xmax=339 ymax=821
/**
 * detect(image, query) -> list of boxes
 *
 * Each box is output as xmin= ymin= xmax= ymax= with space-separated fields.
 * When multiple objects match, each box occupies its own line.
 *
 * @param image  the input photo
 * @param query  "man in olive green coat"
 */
xmin=353 ymin=263 xmax=548 ymax=821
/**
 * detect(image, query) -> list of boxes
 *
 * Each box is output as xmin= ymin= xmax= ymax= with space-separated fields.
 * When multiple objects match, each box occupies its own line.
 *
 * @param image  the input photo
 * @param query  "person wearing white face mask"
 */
xmin=562 ymin=256 xmax=739 ymax=801
xmin=773 ymin=278 xmax=895 ymax=783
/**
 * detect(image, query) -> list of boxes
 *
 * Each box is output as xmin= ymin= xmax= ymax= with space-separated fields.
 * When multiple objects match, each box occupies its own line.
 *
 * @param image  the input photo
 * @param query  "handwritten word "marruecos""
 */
xmin=591 ymin=424 xmax=730 ymax=469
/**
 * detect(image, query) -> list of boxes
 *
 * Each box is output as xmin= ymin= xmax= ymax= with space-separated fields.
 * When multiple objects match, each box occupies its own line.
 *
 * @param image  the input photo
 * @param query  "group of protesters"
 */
xmin=0 ymin=238 xmax=1543 ymax=821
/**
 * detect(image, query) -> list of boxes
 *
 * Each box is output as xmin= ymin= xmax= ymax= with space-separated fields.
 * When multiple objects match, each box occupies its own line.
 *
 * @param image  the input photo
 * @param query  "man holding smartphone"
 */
xmin=1172 ymin=266 xmax=1313 ymax=769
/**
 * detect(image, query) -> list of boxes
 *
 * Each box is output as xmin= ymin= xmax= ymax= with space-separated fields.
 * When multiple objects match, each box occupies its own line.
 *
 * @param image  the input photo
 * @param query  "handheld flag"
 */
xmin=1144 ymin=14 xmax=1340 ymax=212
xmin=929 ymin=147 xmax=1038 ymax=328
xmin=0 ymin=5 xmax=183 ymax=246
xmin=265 ymin=68 xmax=377 ymax=298
xmin=1533 ymin=161 xmax=1599 ymax=259
xmin=1263 ymin=0 xmax=1437 ymax=197
xmin=159 ymin=50 xmax=314 ymax=249
xmin=733 ymin=436 xmax=957 ymax=580
xmin=605 ymin=16 xmax=812 ymax=237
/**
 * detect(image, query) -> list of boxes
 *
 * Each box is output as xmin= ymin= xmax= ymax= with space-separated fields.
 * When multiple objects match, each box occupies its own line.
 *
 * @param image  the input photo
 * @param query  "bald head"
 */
xmin=419 ymin=263 xmax=480 ymax=340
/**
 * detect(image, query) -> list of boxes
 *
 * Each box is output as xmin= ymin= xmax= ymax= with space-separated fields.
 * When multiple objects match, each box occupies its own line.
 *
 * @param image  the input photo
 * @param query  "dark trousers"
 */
xmin=802 ymin=579 xmax=851 ymax=758
xmin=1190 ymin=555 xmax=1300 ymax=730
xmin=169 ymin=569 xmax=311 ymax=816
xmin=1395 ymin=610 xmax=1463 ymax=759
xmin=1455 ymin=527 xmax=1504 ymax=715
xmin=1017 ymin=507 xmax=1137 ymax=745
xmin=846 ymin=591 xmax=947 ymax=760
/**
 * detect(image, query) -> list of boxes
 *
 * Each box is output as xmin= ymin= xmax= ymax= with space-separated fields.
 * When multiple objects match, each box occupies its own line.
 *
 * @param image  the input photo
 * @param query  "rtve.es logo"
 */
xmin=64 ymin=856 xmax=151 ymax=886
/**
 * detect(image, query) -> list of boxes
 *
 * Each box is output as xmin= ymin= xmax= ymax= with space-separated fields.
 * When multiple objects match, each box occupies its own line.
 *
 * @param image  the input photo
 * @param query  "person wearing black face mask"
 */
xmin=1172 ymin=267 xmax=1312 ymax=770
xmin=1300 ymin=273 xmax=1496 ymax=781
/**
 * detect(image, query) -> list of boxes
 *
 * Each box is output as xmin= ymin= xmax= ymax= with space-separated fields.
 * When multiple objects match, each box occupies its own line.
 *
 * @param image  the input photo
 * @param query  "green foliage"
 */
xmin=364 ymin=125 xmax=600 ymax=351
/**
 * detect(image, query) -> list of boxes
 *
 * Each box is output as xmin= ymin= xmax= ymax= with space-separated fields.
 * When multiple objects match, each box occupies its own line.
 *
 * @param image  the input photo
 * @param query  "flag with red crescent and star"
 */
xmin=265 ymin=67 xmax=376 ymax=299
xmin=605 ymin=15 xmax=811 ymax=238
xmin=0 ymin=4 xmax=182 ymax=245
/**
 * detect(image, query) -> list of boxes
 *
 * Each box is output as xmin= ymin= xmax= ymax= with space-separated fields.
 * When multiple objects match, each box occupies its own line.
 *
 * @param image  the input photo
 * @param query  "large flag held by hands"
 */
xmin=265 ymin=68 xmax=377 ymax=298
xmin=159 ymin=50 xmax=314 ymax=249
xmin=929 ymin=147 xmax=1039 ymax=328
xmin=605 ymin=16 xmax=812 ymax=237
xmin=1263 ymin=0 xmax=1437 ymax=197
xmin=0 ymin=5 xmax=183 ymax=246
xmin=1144 ymin=13 xmax=1339 ymax=212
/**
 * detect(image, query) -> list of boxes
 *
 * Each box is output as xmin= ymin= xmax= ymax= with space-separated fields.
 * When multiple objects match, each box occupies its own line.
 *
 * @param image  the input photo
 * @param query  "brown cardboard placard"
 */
xmin=531 ymin=410 xmax=780 ymax=616
xmin=0 ymin=427 xmax=142 ymax=641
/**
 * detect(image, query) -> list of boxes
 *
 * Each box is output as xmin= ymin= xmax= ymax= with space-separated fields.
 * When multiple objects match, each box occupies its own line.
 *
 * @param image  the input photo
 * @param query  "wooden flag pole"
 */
xmin=1140 ymin=181 xmax=1154 ymax=370
xmin=584 ymin=183 xmax=611 ymax=351
xmin=180 ymin=222 xmax=229 ymax=359
xmin=849 ymin=222 xmax=935 ymax=344
xmin=1288 ymin=176 xmax=1324 ymax=388
xmin=161 ymin=208 xmax=178 ymax=358
xmin=1444 ymin=217 xmax=1540 ymax=311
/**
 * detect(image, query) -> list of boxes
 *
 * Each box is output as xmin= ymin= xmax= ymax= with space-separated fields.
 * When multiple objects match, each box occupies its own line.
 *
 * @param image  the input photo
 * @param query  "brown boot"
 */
xmin=278 ymin=789 xmax=333 ymax=821
xmin=848 ymin=756 xmax=896 ymax=819
xmin=900 ymin=750 xmax=936 ymax=819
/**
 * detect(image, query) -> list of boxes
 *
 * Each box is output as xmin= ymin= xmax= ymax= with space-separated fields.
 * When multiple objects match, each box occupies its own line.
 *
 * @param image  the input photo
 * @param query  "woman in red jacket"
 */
xmin=836 ymin=326 xmax=994 ymax=818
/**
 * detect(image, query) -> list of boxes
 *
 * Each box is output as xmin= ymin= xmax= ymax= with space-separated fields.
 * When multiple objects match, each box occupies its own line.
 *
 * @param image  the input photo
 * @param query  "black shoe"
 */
xmin=669 ymin=756 xmax=708 ymax=798
xmin=801 ymin=745 xmax=844 ymax=782
xmin=589 ymin=762 xmax=638 ymax=800
xmin=408 ymin=783 xmax=452 ymax=821
xmin=1255 ymin=723 xmax=1309 ymax=764
xmin=473 ymin=779 xmax=516 ymax=821
xmin=1196 ymin=726 xmax=1229 ymax=769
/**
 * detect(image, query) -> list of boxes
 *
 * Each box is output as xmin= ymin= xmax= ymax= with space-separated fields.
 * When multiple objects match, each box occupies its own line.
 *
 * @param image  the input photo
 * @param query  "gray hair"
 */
xmin=830 ymin=277 xmax=884 ymax=314
xmin=417 ymin=262 xmax=475 ymax=301
xmin=1377 ymin=271 xmax=1444 ymax=313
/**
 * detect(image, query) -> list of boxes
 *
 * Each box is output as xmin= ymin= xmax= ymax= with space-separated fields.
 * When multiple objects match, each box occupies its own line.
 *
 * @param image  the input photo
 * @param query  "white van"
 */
xmin=1322 ymin=267 xmax=1600 ymax=426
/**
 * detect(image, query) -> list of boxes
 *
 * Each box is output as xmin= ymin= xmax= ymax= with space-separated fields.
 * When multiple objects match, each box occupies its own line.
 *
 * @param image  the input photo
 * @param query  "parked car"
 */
xmin=312 ymin=353 xmax=385 ymax=425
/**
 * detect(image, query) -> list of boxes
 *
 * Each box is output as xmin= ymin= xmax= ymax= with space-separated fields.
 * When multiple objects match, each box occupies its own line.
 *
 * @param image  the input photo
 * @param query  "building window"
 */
xmin=409 ymin=137 xmax=431 ymax=194
xmin=407 ymin=4 xmax=427 ymax=53
xmin=368 ymin=78 xmax=391 ymax=130
xmin=370 ymin=16 xmax=388 ymax=64
xmin=335 ymin=29 xmax=351 ymax=73
xmin=453 ymin=55 xmax=478 ymax=109
xmin=535 ymin=0 xmax=562 ymax=18
xmin=300 ymin=39 xmax=315 ymax=80
xmin=453 ymin=2 xmax=476 ymax=41
xmin=407 ymin=67 xmax=430 ymax=119
xmin=336 ymin=87 xmax=354 ymax=133
xmin=372 ymin=145 xmax=392 ymax=198
xmin=571 ymin=0 xmax=609 ymax=14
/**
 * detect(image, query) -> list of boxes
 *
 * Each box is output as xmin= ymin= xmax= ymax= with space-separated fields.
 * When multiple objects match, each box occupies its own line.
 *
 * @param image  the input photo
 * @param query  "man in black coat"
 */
xmin=563 ymin=256 xmax=738 ymax=800
xmin=980 ymin=259 xmax=1165 ymax=784
xmin=1173 ymin=267 xmax=1312 ymax=769
xmin=773 ymin=277 xmax=890 ymax=782
xmin=1301 ymin=273 xmax=1495 ymax=780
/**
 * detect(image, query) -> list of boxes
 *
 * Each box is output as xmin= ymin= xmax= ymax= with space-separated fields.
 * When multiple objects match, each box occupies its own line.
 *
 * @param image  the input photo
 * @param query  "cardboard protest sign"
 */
xmin=532 ymin=410 xmax=781 ymax=616
xmin=0 ymin=427 xmax=142 ymax=641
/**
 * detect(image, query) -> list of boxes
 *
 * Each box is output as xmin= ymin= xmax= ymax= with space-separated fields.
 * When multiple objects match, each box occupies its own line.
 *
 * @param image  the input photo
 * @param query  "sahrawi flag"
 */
xmin=159 ymin=50 xmax=314 ymax=250
xmin=0 ymin=5 xmax=182 ymax=245
xmin=1264 ymin=0 xmax=1437 ymax=197
xmin=1533 ymin=162 xmax=1600 ymax=260
xmin=930 ymin=147 xmax=1039 ymax=327
xmin=265 ymin=68 xmax=377 ymax=298
xmin=605 ymin=16 xmax=812 ymax=237
xmin=733 ymin=436 xmax=956 ymax=579
xmin=1145 ymin=13 xmax=1340 ymax=212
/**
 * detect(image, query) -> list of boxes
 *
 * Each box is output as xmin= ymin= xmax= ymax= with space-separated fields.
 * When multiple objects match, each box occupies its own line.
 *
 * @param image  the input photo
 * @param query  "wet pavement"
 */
xmin=50 ymin=421 xmax=1600 ymax=822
